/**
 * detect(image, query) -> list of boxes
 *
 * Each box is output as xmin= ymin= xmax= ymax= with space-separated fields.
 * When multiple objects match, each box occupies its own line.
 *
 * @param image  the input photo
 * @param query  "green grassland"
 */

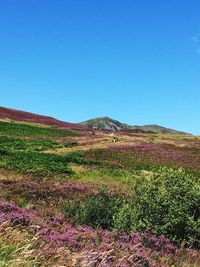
xmin=0 ymin=136 xmax=78 ymax=152
xmin=0 ymin=121 xmax=77 ymax=137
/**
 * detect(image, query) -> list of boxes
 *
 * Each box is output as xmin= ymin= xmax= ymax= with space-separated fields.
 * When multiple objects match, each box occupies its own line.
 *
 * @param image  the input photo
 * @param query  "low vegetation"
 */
xmin=0 ymin=121 xmax=77 ymax=137
xmin=63 ymin=168 xmax=200 ymax=248
xmin=0 ymin=150 xmax=96 ymax=177
xmin=0 ymin=135 xmax=79 ymax=152
xmin=0 ymin=120 xmax=200 ymax=266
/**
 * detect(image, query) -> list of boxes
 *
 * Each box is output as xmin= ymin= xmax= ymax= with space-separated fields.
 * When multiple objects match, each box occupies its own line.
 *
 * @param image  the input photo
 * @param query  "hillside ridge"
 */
xmin=80 ymin=117 xmax=189 ymax=134
xmin=0 ymin=107 xmax=190 ymax=134
xmin=0 ymin=106 xmax=85 ymax=129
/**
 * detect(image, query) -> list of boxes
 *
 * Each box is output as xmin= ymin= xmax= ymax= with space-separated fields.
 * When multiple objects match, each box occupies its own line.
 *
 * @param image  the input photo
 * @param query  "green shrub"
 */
xmin=64 ymin=167 xmax=200 ymax=248
xmin=113 ymin=203 xmax=139 ymax=232
xmin=127 ymin=167 xmax=200 ymax=248
xmin=63 ymin=198 xmax=83 ymax=220
xmin=63 ymin=190 xmax=123 ymax=229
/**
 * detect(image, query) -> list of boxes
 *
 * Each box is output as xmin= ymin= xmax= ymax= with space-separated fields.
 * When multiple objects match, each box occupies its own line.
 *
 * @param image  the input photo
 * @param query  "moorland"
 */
xmin=0 ymin=106 xmax=200 ymax=267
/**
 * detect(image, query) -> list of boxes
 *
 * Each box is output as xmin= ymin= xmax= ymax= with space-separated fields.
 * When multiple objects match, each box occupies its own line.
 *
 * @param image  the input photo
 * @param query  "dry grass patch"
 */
xmin=0 ymin=222 xmax=39 ymax=267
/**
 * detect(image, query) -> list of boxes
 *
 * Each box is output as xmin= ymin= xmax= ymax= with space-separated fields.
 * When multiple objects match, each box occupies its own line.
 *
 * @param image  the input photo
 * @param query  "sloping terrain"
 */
xmin=0 ymin=108 xmax=200 ymax=266
xmin=80 ymin=117 xmax=189 ymax=134
xmin=80 ymin=117 xmax=129 ymax=131
xmin=0 ymin=106 xmax=85 ymax=130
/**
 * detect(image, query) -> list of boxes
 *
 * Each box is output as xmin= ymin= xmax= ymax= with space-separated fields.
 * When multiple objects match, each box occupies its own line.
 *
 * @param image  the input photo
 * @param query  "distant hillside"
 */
xmin=80 ymin=117 xmax=189 ymax=135
xmin=80 ymin=117 xmax=130 ymax=132
xmin=130 ymin=124 xmax=188 ymax=135
xmin=0 ymin=106 xmax=85 ymax=130
xmin=0 ymin=107 xmax=190 ymax=135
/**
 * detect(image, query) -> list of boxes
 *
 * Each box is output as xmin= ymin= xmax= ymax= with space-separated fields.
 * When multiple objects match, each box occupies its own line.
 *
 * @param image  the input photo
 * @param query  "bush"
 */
xmin=64 ymin=190 xmax=123 ymax=229
xmin=113 ymin=203 xmax=139 ymax=232
xmin=126 ymin=167 xmax=200 ymax=248
xmin=64 ymin=167 xmax=200 ymax=248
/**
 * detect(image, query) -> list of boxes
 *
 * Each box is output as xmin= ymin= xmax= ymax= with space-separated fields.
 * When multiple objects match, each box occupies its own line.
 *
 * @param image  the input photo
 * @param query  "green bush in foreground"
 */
xmin=117 ymin=168 xmax=200 ymax=248
xmin=64 ymin=167 xmax=200 ymax=248
xmin=64 ymin=190 xmax=123 ymax=229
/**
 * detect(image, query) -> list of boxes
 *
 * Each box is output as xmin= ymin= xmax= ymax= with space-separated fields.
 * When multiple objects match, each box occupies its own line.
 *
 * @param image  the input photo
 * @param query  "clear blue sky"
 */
xmin=0 ymin=0 xmax=200 ymax=134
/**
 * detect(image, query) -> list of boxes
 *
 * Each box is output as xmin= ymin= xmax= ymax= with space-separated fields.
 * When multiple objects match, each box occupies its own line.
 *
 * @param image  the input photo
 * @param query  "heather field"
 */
xmin=0 ymin=121 xmax=200 ymax=266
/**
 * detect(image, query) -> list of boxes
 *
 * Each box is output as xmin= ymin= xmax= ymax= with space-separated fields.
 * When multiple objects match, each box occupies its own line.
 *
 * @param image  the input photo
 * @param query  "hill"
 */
xmin=80 ymin=117 xmax=189 ymax=134
xmin=0 ymin=106 xmax=85 ymax=130
xmin=80 ymin=117 xmax=130 ymax=131
xmin=0 ymin=107 xmax=199 ymax=267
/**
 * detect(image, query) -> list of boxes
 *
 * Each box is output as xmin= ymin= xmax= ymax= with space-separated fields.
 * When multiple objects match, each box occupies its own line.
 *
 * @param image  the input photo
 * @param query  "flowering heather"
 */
xmin=0 ymin=200 xmax=34 ymax=226
xmin=1 ymin=199 xmax=200 ymax=266
xmin=143 ymin=228 xmax=176 ymax=254
xmin=108 ymin=142 xmax=200 ymax=170
xmin=0 ymin=106 xmax=86 ymax=130
xmin=0 ymin=179 xmax=90 ymax=201
xmin=0 ymin=199 xmax=179 ymax=266
xmin=34 ymin=218 xmax=177 ymax=266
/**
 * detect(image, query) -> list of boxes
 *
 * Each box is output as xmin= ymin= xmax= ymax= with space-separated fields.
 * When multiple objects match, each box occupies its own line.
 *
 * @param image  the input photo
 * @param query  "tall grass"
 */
xmin=0 ymin=222 xmax=39 ymax=267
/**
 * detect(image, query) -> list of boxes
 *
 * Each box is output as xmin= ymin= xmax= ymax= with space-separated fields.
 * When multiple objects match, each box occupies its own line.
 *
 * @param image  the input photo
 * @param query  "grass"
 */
xmin=84 ymin=148 xmax=159 ymax=170
xmin=0 ymin=222 xmax=39 ymax=267
xmin=0 ymin=136 xmax=62 ymax=152
xmin=0 ymin=118 xmax=52 ymax=128
xmin=0 ymin=121 xmax=77 ymax=138
xmin=70 ymin=165 xmax=135 ymax=191
xmin=85 ymin=146 xmax=200 ymax=172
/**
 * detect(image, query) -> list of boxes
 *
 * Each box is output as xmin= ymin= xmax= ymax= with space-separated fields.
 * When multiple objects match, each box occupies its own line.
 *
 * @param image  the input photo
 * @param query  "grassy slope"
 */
xmin=0 ymin=105 xmax=85 ymax=129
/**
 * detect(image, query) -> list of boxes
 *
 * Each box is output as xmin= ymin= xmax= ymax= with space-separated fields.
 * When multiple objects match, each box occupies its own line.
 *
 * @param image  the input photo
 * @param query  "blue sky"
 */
xmin=0 ymin=0 xmax=200 ymax=134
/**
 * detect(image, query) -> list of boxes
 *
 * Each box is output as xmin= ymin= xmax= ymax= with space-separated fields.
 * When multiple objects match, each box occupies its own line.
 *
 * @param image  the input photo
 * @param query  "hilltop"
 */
xmin=80 ymin=117 xmax=189 ymax=134
xmin=80 ymin=117 xmax=130 ymax=131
